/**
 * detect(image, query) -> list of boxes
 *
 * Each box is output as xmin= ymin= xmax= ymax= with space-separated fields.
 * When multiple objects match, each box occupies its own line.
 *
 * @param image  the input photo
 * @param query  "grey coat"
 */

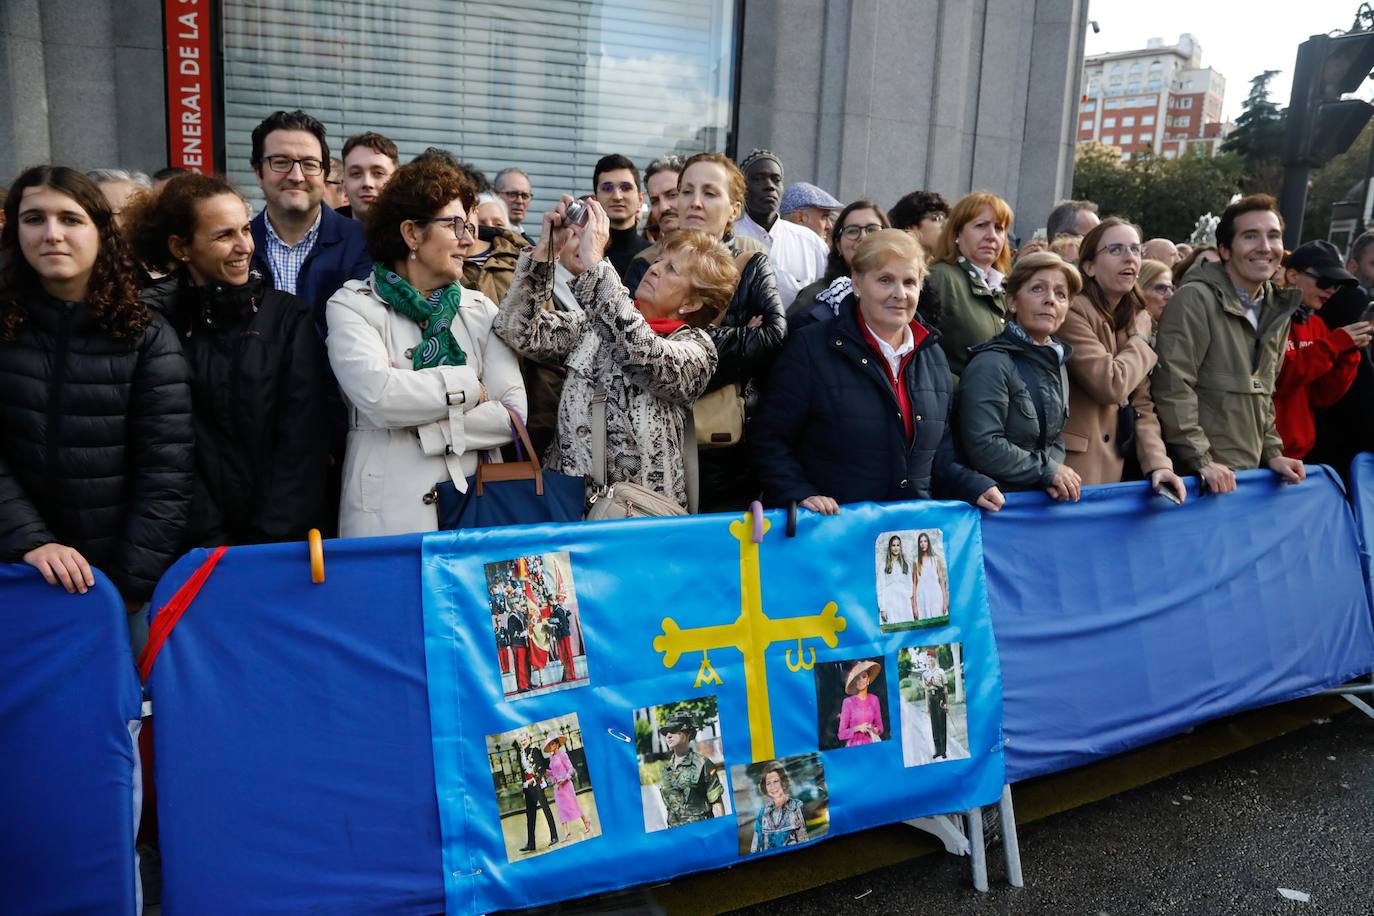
xmin=957 ymin=326 xmax=1072 ymax=491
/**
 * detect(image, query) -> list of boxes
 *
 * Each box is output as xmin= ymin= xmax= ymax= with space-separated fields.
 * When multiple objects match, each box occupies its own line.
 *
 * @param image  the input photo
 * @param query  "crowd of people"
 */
xmin=4 ymin=107 xmax=1373 ymax=638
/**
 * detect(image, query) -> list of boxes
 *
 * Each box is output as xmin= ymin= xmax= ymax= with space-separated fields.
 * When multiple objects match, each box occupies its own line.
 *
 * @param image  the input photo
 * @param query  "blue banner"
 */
xmin=987 ymin=469 xmax=1374 ymax=781
xmin=421 ymin=502 xmax=1005 ymax=915
xmin=0 ymin=566 xmax=142 ymax=916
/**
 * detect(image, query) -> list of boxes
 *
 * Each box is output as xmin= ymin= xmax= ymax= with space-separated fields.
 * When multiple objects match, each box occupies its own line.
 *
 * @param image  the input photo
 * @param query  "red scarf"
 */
xmin=635 ymin=300 xmax=687 ymax=336
xmin=857 ymin=305 xmax=929 ymax=442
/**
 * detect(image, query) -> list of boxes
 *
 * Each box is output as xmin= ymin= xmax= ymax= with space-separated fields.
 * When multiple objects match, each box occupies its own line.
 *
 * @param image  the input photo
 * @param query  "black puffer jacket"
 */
xmin=0 ymin=294 xmax=193 ymax=601
xmin=143 ymin=271 xmax=330 ymax=548
xmin=751 ymin=301 xmax=994 ymax=507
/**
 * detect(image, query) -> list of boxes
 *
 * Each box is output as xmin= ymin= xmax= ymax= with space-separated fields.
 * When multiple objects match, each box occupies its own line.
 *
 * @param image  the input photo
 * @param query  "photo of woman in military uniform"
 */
xmin=633 ymin=696 xmax=731 ymax=833
xmin=898 ymin=644 xmax=970 ymax=767
xmin=483 ymin=551 xmax=590 ymax=700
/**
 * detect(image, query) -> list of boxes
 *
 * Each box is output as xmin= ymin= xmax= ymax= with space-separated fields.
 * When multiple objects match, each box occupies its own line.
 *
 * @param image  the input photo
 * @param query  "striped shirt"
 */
xmin=262 ymin=210 xmax=322 ymax=296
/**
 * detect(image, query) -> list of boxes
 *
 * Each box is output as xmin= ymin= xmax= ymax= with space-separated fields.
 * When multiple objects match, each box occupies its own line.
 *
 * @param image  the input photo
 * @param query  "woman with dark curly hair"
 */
xmin=126 ymin=172 xmax=331 ymax=547
xmin=326 ymin=159 xmax=526 ymax=537
xmin=0 ymin=165 xmax=193 ymax=615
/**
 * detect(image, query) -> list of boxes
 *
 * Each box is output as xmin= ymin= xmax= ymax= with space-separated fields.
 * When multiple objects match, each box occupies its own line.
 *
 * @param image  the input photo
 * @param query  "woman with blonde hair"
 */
xmin=926 ymin=192 xmax=1015 ymax=382
xmin=496 ymin=198 xmax=736 ymax=510
xmin=1136 ymin=259 xmax=1175 ymax=324
xmin=1057 ymin=218 xmax=1186 ymax=500
xmin=877 ymin=534 xmax=913 ymax=625
xmin=753 ymin=229 xmax=1002 ymax=514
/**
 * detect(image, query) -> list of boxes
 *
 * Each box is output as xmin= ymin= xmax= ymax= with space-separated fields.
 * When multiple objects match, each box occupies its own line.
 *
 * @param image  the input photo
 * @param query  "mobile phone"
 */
xmin=1155 ymin=485 xmax=1183 ymax=506
xmin=1359 ymin=299 xmax=1374 ymax=324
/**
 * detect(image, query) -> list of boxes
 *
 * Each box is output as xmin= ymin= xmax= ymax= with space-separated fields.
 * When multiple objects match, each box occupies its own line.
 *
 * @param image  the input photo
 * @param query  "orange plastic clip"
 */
xmin=308 ymin=528 xmax=325 ymax=584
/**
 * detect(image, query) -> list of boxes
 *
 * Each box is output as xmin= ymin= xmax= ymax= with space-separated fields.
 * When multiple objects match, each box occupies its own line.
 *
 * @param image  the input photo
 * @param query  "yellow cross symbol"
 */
xmin=653 ymin=513 xmax=847 ymax=761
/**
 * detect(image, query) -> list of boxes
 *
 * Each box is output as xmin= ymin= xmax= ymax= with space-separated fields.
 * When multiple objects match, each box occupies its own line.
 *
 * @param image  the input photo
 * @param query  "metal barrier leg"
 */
xmin=1344 ymin=692 xmax=1374 ymax=720
xmin=998 ymin=785 xmax=1023 ymax=888
xmin=967 ymin=806 xmax=988 ymax=892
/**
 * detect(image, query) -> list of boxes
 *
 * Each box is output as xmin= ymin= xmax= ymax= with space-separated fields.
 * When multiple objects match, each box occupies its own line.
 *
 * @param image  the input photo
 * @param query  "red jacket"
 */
xmin=1274 ymin=310 xmax=1360 ymax=459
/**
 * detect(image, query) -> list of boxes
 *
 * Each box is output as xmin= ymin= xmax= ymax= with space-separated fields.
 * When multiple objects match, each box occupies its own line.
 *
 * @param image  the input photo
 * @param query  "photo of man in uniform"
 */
xmin=634 ymin=697 xmax=730 ymax=832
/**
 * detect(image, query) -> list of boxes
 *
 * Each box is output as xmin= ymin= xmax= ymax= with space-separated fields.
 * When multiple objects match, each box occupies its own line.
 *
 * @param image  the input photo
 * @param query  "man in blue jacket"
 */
xmin=248 ymin=110 xmax=371 ymax=335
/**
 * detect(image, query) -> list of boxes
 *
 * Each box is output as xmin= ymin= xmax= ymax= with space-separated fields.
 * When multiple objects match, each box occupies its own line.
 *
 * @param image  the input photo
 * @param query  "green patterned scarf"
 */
xmin=371 ymin=263 xmax=467 ymax=369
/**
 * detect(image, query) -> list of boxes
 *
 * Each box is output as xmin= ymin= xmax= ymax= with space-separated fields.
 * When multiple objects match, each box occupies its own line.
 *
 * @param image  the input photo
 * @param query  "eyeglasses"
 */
xmin=500 ymin=190 xmax=533 ymax=202
xmin=1096 ymin=242 xmax=1143 ymax=258
xmin=1150 ymin=282 xmax=1175 ymax=296
xmin=416 ymin=216 xmax=477 ymax=240
xmin=598 ymin=181 xmax=636 ymax=195
xmin=261 ymin=155 xmax=325 ymax=176
xmin=840 ymin=223 xmax=884 ymax=240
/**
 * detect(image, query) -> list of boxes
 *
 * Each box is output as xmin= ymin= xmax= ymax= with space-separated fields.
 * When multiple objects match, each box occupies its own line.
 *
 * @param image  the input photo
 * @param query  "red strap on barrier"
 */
xmin=137 ymin=546 xmax=228 ymax=683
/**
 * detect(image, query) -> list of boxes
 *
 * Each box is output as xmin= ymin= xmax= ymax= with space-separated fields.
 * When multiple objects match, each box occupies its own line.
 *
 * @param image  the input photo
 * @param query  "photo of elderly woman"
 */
xmin=633 ymin=696 xmax=731 ymax=833
xmin=730 ymin=754 xmax=829 ymax=856
xmin=484 ymin=551 xmax=589 ymax=700
xmin=899 ymin=644 xmax=970 ymax=767
xmin=485 ymin=713 xmax=602 ymax=863
xmin=876 ymin=529 xmax=950 ymax=630
xmin=813 ymin=657 xmax=890 ymax=751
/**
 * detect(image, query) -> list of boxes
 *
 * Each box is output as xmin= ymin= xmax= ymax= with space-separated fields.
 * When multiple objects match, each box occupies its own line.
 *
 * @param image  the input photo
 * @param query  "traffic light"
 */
xmin=1281 ymin=32 xmax=1374 ymax=168
xmin=1279 ymin=30 xmax=1374 ymax=247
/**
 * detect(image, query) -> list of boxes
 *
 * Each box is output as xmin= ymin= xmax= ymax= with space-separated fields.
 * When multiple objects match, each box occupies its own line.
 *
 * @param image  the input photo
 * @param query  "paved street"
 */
xmin=506 ymin=696 xmax=1374 ymax=916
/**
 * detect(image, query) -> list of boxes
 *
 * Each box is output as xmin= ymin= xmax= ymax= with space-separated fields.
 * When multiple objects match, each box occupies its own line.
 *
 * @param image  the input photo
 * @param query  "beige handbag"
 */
xmin=692 ymin=383 xmax=745 ymax=448
xmin=585 ymin=391 xmax=698 ymax=520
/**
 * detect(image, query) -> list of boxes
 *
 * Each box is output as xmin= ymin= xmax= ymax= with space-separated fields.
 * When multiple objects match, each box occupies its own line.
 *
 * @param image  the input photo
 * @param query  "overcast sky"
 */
xmin=1084 ymin=0 xmax=1371 ymax=121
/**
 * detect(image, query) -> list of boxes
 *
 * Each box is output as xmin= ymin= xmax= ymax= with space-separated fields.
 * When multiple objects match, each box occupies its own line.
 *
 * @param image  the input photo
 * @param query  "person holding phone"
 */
xmin=1273 ymin=241 xmax=1373 ymax=460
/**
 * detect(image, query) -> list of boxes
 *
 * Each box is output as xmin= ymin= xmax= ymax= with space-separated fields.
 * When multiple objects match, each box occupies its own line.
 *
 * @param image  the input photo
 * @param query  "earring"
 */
xmin=409 ymin=249 xmax=417 ymax=260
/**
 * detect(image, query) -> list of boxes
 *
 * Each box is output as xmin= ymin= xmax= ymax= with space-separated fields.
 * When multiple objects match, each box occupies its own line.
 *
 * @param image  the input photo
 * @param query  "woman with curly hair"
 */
xmin=326 ymin=159 xmax=526 ymax=537
xmin=125 ymin=172 xmax=330 ymax=547
xmin=0 ymin=165 xmax=193 ymax=616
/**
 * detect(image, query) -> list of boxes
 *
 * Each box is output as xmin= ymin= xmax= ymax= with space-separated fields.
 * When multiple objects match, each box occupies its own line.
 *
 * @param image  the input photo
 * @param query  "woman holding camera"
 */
xmin=326 ymin=160 xmax=525 ymax=537
xmin=495 ymin=198 xmax=734 ymax=510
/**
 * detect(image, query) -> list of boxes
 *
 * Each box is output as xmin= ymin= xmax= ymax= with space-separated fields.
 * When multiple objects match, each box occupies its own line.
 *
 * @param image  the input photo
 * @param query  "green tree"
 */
xmin=1071 ymin=143 xmax=1243 ymax=241
xmin=1302 ymin=120 xmax=1374 ymax=242
xmin=1221 ymin=70 xmax=1286 ymax=193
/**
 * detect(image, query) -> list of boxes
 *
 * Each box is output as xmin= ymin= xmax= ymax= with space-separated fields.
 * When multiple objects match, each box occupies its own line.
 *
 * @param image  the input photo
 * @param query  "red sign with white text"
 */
xmin=164 ymin=0 xmax=215 ymax=172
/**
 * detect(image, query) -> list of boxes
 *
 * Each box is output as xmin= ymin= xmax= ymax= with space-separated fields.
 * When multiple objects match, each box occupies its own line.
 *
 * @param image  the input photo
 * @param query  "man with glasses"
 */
xmin=732 ymin=149 xmax=827 ymax=310
xmin=494 ymin=167 xmax=534 ymax=244
xmin=249 ymin=109 xmax=370 ymax=334
xmin=1152 ymin=194 xmax=1306 ymax=492
xmin=592 ymin=153 xmax=650 ymax=278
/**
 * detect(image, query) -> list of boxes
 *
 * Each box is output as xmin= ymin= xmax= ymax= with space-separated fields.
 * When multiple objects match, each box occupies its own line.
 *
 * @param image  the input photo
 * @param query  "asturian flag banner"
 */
xmin=421 ymin=501 xmax=1006 ymax=915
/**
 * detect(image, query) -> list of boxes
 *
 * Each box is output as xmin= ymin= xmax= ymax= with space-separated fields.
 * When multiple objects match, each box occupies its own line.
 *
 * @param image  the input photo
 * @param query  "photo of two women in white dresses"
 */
xmin=876 ymin=529 xmax=949 ymax=631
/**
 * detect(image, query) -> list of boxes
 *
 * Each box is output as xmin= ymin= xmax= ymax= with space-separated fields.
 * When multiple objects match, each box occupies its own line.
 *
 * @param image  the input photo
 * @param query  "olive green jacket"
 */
xmin=927 ymin=259 xmax=1008 ymax=384
xmin=1151 ymin=259 xmax=1300 ymax=472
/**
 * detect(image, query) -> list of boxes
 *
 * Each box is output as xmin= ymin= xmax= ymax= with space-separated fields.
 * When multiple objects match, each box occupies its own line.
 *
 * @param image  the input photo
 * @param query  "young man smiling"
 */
xmin=1152 ymin=194 xmax=1306 ymax=492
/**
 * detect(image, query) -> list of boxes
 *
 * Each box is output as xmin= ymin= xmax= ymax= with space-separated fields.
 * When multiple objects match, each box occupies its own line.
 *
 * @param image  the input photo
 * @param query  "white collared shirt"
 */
xmin=970 ymin=260 xmax=1004 ymax=292
xmin=733 ymin=211 xmax=828 ymax=309
xmin=865 ymin=320 xmax=915 ymax=377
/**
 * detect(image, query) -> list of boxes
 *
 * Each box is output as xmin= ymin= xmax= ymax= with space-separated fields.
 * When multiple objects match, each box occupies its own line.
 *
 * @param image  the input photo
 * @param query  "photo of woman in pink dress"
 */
xmin=837 ymin=659 xmax=885 ymax=747
xmin=543 ymin=734 xmax=593 ymax=841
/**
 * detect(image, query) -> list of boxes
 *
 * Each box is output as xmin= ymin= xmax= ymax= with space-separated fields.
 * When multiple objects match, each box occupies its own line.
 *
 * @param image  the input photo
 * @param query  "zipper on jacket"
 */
xmin=45 ymin=303 xmax=75 ymax=477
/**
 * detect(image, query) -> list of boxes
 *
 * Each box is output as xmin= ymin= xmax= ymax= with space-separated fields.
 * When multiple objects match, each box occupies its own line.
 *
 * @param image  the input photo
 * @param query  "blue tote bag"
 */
xmin=435 ymin=406 xmax=585 ymax=529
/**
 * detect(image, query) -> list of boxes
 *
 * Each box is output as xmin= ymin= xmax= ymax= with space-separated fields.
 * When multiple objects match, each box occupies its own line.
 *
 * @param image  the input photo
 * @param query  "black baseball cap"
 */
xmin=1285 ymin=240 xmax=1357 ymax=286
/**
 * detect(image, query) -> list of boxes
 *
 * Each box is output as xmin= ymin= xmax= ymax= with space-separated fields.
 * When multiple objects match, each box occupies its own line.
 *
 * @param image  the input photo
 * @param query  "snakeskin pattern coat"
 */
xmin=494 ymin=253 xmax=716 ymax=507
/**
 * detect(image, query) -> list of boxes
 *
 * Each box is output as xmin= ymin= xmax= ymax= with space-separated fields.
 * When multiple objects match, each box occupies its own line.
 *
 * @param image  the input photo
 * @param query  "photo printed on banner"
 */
xmin=813 ymin=656 xmax=890 ymax=751
xmin=485 ymin=713 xmax=601 ymax=863
xmin=486 ymin=552 xmax=589 ymax=701
xmin=633 ymin=695 xmax=732 ymax=833
xmin=730 ymin=754 xmax=829 ymax=856
xmin=876 ymin=529 xmax=950 ymax=631
xmin=899 ymin=643 xmax=970 ymax=767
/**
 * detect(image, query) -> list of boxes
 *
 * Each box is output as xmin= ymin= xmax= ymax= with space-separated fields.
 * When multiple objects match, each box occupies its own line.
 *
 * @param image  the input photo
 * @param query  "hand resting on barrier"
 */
xmin=23 ymin=542 xmax=94 ymax=594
